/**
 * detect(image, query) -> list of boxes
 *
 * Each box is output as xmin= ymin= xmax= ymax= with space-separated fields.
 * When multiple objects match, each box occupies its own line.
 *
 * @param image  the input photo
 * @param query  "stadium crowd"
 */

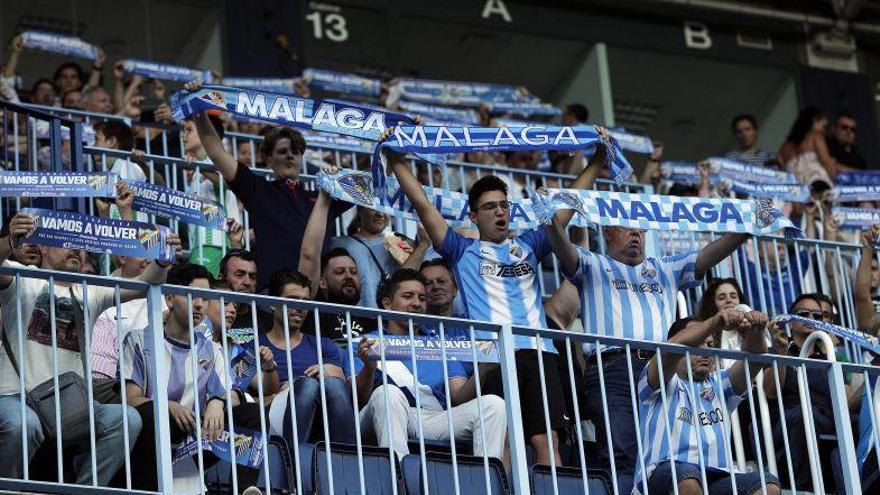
xmin=1 ymin=32 xmax=880 ymax=495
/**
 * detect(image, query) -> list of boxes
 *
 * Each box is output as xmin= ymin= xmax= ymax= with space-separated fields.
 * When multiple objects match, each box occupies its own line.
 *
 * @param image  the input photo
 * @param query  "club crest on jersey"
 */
xmin=509 ymin=243 xmax=524 ymax=260
xmin=642 ymin=267 xmax=657 ymax=279
xmin=699 ymin=386 xmax=716 ymax=402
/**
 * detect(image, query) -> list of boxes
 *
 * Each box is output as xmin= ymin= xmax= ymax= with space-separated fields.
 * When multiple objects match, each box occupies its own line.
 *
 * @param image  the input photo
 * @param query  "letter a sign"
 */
xmin=482 ymin=0 xmax=513 ymax=23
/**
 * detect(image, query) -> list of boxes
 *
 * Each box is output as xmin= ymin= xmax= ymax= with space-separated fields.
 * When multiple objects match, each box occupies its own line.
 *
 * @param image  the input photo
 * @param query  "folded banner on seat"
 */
xmin=122 ymin=59 xmax=213 ymax=83
xmin=21 ymin=31 xmax=99 ymax=60
xmin=0 ymin=171 xmax=117 ymax=198
xmin=170 ymin=85 xmax=416 ymax=141
xmin=530 ymin=187 xmax=803 ymax=238
xmin=21 ymin=208 xmax=176 ymax=262
xmin=173 ymin=428 xmax=265 ymax=468
xmin=371 ymin=124 xmax=632 ymax=198
xmin=776 ymin=314 xmax=880 ymax=355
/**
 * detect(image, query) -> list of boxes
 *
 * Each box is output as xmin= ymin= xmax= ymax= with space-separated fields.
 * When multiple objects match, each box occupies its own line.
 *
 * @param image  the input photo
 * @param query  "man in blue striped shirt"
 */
xmin=635 ymin=311 xmax=780 ymax=495
xmin=388 ymin=130 xmax=609 ymax=465
xmin=547 ymin=209 xmax=751 ymax=481
xmin=725 ymin=115 xmax=777 ymax=168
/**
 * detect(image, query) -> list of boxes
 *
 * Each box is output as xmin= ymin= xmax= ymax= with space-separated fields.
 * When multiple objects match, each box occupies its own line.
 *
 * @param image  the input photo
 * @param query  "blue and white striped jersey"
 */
xmin=634 ymin=367 xmax=744 ymax=494
xmin=439 ymin=228 xmax=555 ymax=352
xmin=566 ymin=248 xmax=700 ymax=354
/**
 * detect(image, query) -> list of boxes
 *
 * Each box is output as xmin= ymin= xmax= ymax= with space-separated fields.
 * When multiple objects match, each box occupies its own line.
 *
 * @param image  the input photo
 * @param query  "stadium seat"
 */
xmin=313 ymin=441 xmax=398 ymax=494
xmin=203 ymin=434 xmax=294 ymax=494
xmin=530 ymin=464 xmax=612 ymax=495
xmin=401 ymin=451 xmax=510 ymax=495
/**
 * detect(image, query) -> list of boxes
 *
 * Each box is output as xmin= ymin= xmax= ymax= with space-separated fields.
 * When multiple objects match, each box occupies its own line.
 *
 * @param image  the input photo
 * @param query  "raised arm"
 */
xmin=184 ymin=81 xmax=240 ymax=182
xmin=388 ymin=151 xmax=448 ymax=248
xmin=0 ymin=212 xmax=37 ymax=289
xmin=553 ymin=127 xmax=610 ymax=227
xmin=646 ymin=310 xmax=739 ymax=389
xmin=83 ymin=50 xmax=104 ymax=92
xmin=811 ymin=131 xmax=840 ymax=180
xmin=1 ymin=35 xmax=22 ymax=79
xmin=856 ymin=227 xmax=879 ymax=331
xmin=299 ymin=190 xmax=331 ymax=298
xmin=118 ymin=234 xmax=181 ymax=302
xmin=727 ymin=311 xmax=770 ymax=395
xmin=399 ymin=224 xmax=430 ymax=271
xmin=695 ymin=233 xmax=750 ymax=279
xmin=546 ymin=213 xmax=579 ymax=278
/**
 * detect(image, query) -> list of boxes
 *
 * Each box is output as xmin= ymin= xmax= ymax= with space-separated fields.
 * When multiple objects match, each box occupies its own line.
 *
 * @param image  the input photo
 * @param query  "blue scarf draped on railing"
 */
xmin=170 ymin=85 xmax=416 ymax=140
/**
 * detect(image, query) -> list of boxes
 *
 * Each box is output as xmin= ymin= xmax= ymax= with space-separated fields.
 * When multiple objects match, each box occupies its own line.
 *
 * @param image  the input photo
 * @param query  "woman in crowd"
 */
xmin=778 ymin=106 xmax=838 ymax=188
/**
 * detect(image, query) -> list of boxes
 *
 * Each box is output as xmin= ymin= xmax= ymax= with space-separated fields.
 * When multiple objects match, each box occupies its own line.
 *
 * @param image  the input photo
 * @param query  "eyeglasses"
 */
xmin=795 ymin=309 xmax=831 ymax=321
xmin=839 ymin=124 xmax=857 ymax=132
xmin=476 ymin=200 xmax=511 ymax=212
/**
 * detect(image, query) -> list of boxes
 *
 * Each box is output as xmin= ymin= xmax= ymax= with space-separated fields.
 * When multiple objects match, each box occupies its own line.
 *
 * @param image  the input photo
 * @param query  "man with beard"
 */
xmin=331 ymin=207 xmax=399 ymax=309
xmin=300 ymin=189 xmax=376 ymax=341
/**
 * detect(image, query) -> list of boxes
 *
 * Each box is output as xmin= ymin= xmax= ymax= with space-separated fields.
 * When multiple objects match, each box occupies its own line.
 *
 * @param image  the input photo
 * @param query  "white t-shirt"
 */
xmin=0 ymin=261 xmax=116 ymax=395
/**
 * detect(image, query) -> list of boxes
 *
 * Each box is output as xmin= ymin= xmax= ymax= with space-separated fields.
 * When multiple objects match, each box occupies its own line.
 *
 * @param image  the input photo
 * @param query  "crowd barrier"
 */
xmin=0 ymin=261 xmax=873 ymax=494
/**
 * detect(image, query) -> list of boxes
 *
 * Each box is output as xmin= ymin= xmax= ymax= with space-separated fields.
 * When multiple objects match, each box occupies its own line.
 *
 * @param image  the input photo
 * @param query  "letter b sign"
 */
xmin=684 ymin=21 xmax=712 ymax=50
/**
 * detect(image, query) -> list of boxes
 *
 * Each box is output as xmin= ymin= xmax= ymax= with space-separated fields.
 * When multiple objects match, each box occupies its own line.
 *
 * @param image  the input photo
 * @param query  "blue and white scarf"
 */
xmin=706 ymin=157 xmax=796 ymax=184
xmin=21 ymin=30 xmax=98 ymax=60
xmin=122 ymin=59 xmax=213 ymax=83
xmin=775 ymin=314 xmax=880 ymax=355
xmin=395 ymin=78 xmax=533 ymax=106
xmin=609 ymin=128 xmax=654 ymax=154
xmin=221 ymin=77 xmax=295 ymax=95
xmin=829 ymin=184 xmax=880 ymax=202
xmin=531 ymin=187 xmax=802 ymax=238
xmin=317 ymin=170 xmax=801 ymax=240
xmin=371 ymin=124 xmax=632 ymax=197
xmin=302 ymin=68 xmax=381 ymax=97
xmin=303 ymin=130 xmax=376 ymax=153
xmin=831 ymin=207 xmax=880 ymax=231
xmin=728 ymin=180 xmax=811 ymax=203
xmin=487 ymin=101 xmax=561 ymax=117
xmin=170 ymin=85 xmax=416 ymax=140
xmin=397 ymin=101 xmax=480 ymax=124
xmin=837 ymin=170 xmax=880 ymax=186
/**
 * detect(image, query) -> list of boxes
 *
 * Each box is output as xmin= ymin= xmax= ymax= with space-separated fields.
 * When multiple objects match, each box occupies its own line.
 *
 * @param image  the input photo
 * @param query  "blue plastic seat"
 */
xmin=401 ymin=451 xmax=510 ymax=495
xmin=203 ymin=434 xmax=294 ymax=494
xmin=313 ymin=441 xmax=398 ymax=494
xmin=530 ymin=464 xmax=611 ymax=495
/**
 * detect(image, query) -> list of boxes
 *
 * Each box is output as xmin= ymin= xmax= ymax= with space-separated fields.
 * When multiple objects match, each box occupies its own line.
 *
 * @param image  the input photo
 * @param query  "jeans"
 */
xmin=0 ymin=395 xmax=142 ymax=486
xmin=585 ymin=352 xmax=649 ymax=480
xmin=773 ymin=404 xmax=834 ymax=491
xmin=647 ymin=461 xmax=780 ymax=495
xmin=276 ymin=376 xmax=356 ymax=445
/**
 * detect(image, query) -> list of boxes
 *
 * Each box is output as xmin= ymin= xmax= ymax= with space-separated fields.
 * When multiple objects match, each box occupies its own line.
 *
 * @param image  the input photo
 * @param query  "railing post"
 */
xmin=147 ymin=284 xmax=174 ymax=493
xmin=498 ymin=323 xmax=530 ymax=494
xmin=829 ymin=361 xmax=862 ymax=495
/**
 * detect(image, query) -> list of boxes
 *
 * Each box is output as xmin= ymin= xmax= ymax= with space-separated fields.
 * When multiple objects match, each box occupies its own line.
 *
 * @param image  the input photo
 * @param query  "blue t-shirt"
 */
xmin=259 ymin=332 xmax=343 ymax=382
xmin=350 ymin=332 xmax=469 ymax=411
xmin=438 ymin=228 xmax=555 ymax=352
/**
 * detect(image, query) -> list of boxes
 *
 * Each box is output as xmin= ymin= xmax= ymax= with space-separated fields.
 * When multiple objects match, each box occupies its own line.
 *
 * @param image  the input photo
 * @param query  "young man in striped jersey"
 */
xmin=388 ymin=132 xmax=609 ymax=465
xmin=635 ymin=311 xmax=780 ymax=495
xmin=547 ymin=212 xmax=751 ymax=481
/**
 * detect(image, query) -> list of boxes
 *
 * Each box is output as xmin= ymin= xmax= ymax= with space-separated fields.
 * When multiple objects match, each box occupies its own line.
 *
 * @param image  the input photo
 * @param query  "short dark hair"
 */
xmin=419 ymin=258 xmax=456 ymax=286
xmin=696 ymin=278 xmax=747 ymax=321
xmin=31 ymin=78 xmax=54 ymax=95
xmin=167 ymin=263 xmax=213 ymax=286
xmin=836 ymin=112 xmax=856 ymax=122
xmin=53 ymin=62 xmax=84 ymax=85
xmin=320 ymin=247 xmax=355 ymax=273
xmin=731 ymin=114 xmax=758 ymax=133
xmin=378 ymin=268 xmax=427 ymax=307
xmin=564 ymin=103 xmax=589 ymax=123
xmin=267 ymin=268 xmax=312 ymax=297
xmin=219 ymin=249 xmax=255 ymax=277
xmin=468 ymin=175 xmax=508 ymax=212
xmin=93 ymin=120 xmax=134 ymax=151
xmin=788 ymin=293 xmax=825 ymax=313
xmin=210 ymin=278 xmax=232 ymax=291
xmin=261 ymin=126 xmax=306 ymax=160
xmin=668 ymin=317 xmax=698 ymax=340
